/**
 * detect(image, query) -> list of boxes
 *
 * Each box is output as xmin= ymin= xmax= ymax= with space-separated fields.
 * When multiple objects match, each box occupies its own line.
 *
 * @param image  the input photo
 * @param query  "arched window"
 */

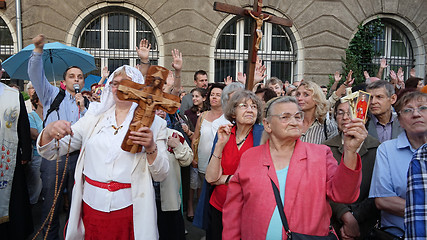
xmin=214 ymin=17 xmax=296 ymax=83
xmin=78 ymin=12 xmax=159 ymax=75
xmin=0 ymin=17 xmax=13 ymax=80
xmin=370 ymin=21 xmax=414 ymax=80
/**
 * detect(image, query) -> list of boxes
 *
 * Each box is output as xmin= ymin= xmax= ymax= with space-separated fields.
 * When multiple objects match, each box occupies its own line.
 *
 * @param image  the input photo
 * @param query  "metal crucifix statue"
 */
xmin=213 ymin=0 xmax=293 ymax=90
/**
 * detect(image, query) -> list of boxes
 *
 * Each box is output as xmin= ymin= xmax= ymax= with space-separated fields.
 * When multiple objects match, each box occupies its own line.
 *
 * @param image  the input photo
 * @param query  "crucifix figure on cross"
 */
xmin=214 ymin=0 xmax=293 ymax=90
xmin=117 ymin=65 xmax=181 ymax=153
xmin=248 ymin=12 xmax=271 ymax=51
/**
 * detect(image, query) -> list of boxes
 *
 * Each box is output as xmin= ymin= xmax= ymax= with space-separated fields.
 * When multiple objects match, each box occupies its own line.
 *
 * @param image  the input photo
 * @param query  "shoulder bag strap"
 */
xmin=324 ymin=119 xmax=328 ymax=140
xmin=43 ymin=88 xmax=66 ymax=127
xmin=197 ymin=111 xmax=207 ymax=133
xmin=270 ymin=179 xmax=291 ymax=232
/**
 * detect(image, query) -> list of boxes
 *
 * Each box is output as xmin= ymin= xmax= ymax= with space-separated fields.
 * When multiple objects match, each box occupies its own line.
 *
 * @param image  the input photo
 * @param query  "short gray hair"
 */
xmin=366 ymin=80 xmax=395 ymax=97
xmin=261 ymin=96 xmax=301 ymax=144
xmin=224 ymin=90 xmax=263 ymax=124
xmin=264 ymin=96 xmax=300 ymax=119
xmin=221 ymin=82 xmax=245 ymax=109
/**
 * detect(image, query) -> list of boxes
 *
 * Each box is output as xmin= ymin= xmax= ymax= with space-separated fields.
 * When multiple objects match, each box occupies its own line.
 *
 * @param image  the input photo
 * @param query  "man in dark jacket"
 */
xmin=325 ymin=100 xmax=380 ymax=239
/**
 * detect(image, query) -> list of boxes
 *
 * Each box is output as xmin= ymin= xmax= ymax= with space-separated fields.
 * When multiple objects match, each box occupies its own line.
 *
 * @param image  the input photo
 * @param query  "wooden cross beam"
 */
xmin=213 ymin=0 xmax=293 ymax=90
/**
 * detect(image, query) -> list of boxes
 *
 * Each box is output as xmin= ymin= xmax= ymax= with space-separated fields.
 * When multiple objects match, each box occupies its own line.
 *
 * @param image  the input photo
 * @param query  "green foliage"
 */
xmin=328 ymin=19 xmax=384 ymax=89
xmin=21 ymin=91 xmax=30 ymax=101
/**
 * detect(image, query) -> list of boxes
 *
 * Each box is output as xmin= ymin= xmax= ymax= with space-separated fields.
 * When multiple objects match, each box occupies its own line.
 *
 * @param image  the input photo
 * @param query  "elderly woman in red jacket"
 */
xmin=222 ymin=96 xmax=367 ymax=240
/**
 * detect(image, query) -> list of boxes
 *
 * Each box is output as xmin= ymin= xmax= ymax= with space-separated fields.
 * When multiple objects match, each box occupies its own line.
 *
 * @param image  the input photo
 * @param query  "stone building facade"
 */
xmin=0 ymin=0 xmax=426 ymax=87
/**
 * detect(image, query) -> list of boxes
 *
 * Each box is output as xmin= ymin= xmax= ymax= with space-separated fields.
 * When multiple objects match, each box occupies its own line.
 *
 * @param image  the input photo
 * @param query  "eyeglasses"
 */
xmin=336 ymin=110 xmax=352 ymax=118
xmin=269 ymin=111 xmax=304 ymax=123
xmin=237 ymin=103 xmax=258 ymax=110
xmin=400 ymin=106 xmax=427 ymax=116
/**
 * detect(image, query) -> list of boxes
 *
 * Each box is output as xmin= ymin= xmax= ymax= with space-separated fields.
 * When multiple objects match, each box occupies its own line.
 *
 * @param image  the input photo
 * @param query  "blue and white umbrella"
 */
xmin=2 ymin=42 xmax=96 ymax=85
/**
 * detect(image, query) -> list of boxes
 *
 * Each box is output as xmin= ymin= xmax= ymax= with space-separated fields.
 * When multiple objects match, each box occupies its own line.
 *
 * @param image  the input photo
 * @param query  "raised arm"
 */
xmin=28 ymin=34 xmax=59 ymax=106
xmin=330 ymin=71 xmax=342 ymax=93
xmin=136 ymin=39 xmax=151 ymax=77
xmin=254 ymin=59 xmax=267 ymax=85
xmin=341 ymin=118 xmax=367 ymax=170
xmin=163 ymin=71 xmax=175 ymax=94
xmin=376 ymin=58 xmax=388 ymax=79
xmin=98 ymin=66 xmax=110 ymax=85
xmin=170 ymin=49 xmax=182 ymax=96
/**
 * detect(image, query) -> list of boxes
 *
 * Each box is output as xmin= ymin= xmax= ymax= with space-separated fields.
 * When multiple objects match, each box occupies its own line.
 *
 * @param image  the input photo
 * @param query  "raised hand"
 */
xmin=166 ymin=71 xmax=175 ymax=86
xmin=334 ymin=71 xmax=342 ymax=83
xmin=255 ymin=56 xmax=263 ymax=69
xmin=380 ymin=58 xmax=388 ymax=69
xmin=342 ymin=118 xmax=368 ymax=153
xmin=136 ymin=39 xmax=151 ymax=61
xmin=171 ymin=49 xmax=183 ymax=71
xmin=101 ymin=66 xmax=110 ymax=79
xmin=389 ymin=69 xmax=397 ymax=84
xmin=33 ymin=34 xmax=46 ymax=53
xmin=254 ymin=64 xmax=267 ymax=84
xmin=98 ymin=66 xmax=110 ymax=85
xmin=217 ymin=124 xmax=233 ymax=147
xmin=163 ymin=71 xmax=175 ymax=93
xmin=345 ymin=70 xmax=354 ymax=87
xmin=224 ymin=76 xmax=233 ymax=86
xmin=410 ymin=68 xmax=416 ymax=78
xmin=397 ymin=67 xmax=405 ymax=89
xmin=363 ymin=71 xmax=370 ymax=80
xmin=397 ymin=67 xmax=404 ymax=81
xmin=237 ymin=72 xmax=247 ymax=85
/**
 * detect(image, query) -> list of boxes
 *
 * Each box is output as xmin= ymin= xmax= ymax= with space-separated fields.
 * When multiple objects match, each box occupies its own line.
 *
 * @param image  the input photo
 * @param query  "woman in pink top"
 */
xmin=222 ymin=96 xmax=367 ymax=240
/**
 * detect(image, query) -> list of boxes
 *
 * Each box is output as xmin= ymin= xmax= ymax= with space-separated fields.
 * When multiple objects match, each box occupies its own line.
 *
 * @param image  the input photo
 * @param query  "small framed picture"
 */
xmin=353 ymin=91 xmax=371 ymax=121
xmin=94 ymin=84 xmax=104 ymax=96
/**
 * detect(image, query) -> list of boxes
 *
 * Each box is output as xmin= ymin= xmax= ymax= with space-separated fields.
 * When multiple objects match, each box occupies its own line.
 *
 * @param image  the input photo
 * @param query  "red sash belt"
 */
xmin=85 ymin=176 xmax=131 ymax=192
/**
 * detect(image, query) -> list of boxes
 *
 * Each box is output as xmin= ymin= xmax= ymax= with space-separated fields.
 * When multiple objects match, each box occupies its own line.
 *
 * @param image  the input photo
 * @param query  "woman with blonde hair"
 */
xmin=296 ymin=81 xmax=338 ymax=144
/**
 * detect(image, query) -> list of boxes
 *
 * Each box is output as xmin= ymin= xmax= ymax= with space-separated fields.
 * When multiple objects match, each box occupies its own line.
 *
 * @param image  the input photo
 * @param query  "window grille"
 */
xmin=0 ymin=17 xmax=14 ymax=81
xmin=214 ymin=17 xmax=296 ymax=83
xmin=79 ymin=12 xmax=159 ymax=77
xmin=366 ymin=22 xmax=414 ymax=80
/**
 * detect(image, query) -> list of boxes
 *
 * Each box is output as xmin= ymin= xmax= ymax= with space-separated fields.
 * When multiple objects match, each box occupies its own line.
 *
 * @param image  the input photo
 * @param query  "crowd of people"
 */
xmin=0 ymin=33 xmax=426 ymax=240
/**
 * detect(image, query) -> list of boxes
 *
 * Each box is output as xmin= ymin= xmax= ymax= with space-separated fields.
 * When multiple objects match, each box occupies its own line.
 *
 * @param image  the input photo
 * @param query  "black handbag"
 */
xmin=270 ymin=179 xmax=338 ymax=240
xmin=368 ymin=220 xmax=404 ymax=240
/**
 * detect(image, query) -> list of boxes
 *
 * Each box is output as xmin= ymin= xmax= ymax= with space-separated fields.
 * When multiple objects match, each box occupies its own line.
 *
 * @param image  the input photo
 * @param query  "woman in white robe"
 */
xmin=37 ymin=65 xmax=169 ymax=240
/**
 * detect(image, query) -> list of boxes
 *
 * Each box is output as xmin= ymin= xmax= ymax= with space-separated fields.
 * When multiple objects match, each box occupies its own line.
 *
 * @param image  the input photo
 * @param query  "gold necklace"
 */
xmin=112 ymin=125 xmax=123 ymax=135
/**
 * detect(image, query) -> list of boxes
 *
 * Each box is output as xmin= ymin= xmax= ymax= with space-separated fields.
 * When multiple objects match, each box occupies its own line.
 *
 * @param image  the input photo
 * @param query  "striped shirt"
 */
xmin=300 ymin=117 xmax=338 ymax=144
xmin=405 ymin=143 xmax=427 ymax=239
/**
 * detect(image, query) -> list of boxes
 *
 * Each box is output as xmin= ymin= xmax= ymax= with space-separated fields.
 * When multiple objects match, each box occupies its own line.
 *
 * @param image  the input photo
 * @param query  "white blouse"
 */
xmin=82 ymin=105 xmax=135 ymax=212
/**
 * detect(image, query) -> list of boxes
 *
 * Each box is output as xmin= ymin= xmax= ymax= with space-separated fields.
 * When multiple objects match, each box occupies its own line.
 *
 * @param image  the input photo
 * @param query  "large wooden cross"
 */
xmin=117 ymin=66 xmax=180 ymax=153
xmin=214 ymin=0 xmax=293 ymax=90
